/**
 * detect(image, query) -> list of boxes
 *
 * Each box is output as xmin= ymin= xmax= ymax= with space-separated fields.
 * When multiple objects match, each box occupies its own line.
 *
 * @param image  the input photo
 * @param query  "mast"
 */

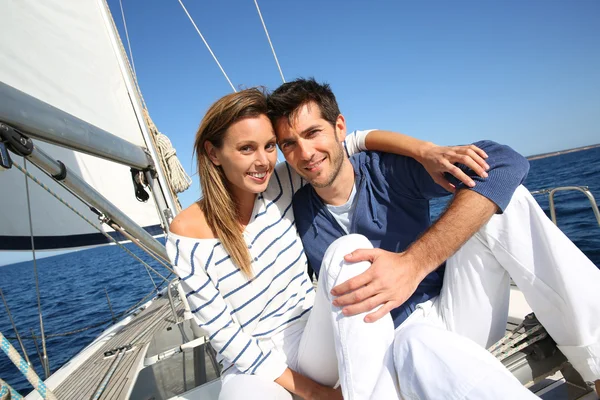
xmin=98 ymin=0 xmax=180 ymax=223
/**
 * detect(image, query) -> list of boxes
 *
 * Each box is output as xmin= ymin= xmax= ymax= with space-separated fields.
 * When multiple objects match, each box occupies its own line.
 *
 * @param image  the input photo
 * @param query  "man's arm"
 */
xmin=331 ymin=141 xmax=529 ymax=321
xmin=361 ymin=130 xmax=490 ymax=192
xmin=335 ymin=189 xmax=496 ymax=321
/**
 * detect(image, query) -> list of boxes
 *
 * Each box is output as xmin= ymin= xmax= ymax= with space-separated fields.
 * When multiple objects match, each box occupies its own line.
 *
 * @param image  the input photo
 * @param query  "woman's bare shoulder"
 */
xmin=169 ymin=202 xmax=216 ymax=239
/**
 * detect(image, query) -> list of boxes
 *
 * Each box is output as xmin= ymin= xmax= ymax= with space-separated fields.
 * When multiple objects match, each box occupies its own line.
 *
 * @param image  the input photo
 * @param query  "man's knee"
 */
xmin=320 ymin=234 xmax=373 ymax=285
xmin=322 ymin=234 xmax=372 ymax=263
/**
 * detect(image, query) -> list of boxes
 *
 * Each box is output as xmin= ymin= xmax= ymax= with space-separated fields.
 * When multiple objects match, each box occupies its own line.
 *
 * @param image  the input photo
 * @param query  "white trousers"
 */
xmin=356 ymin=185 xmax=599 ymax=399
xmin=219 ymin=235 xmax=394 ymax=400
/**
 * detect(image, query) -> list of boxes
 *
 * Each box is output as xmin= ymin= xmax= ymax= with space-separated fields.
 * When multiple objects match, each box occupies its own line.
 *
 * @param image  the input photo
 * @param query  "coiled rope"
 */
xmin=142 ymin=109 xmax=192 ymax=194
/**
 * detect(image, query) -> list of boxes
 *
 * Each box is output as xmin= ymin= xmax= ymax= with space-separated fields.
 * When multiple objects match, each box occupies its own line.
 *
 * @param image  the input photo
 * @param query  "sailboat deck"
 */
xmin=53 ymin=295 xmax=183 ymax=400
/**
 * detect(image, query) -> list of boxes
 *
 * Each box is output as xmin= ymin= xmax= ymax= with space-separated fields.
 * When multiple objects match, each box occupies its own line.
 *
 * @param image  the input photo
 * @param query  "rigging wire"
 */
xmin=175 ymin=0 xmax=237 ymax=92
xmin=22 ymin=159 xmax=50 ymax=379
xmin=5 ymin=277 xmax=173 ymax=342
xmin=11 ymin=161 xmax=177 ymax=278
xmin=106 ymin=0 xmax=191 ymax=206
xmin=0 ymin=287 xmax=32 ymax=367
xmin=253 ymin=0 xmax=286 ymax=83
xmin=117 ymin=0 xmax=138 ymax=79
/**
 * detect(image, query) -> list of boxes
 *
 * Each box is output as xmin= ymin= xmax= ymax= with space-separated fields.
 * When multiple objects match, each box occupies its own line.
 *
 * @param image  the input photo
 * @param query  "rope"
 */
xmin=175 ymin=0 xmax=237 ymax=92
xmin=90 ymin=348 xmax=126 ymax=400
xmin=0 ymin=333 xmax=57 ymax=400
xmin=22 ymin=160 xmax=50 ymax=379
xmin=0 ymin=379 xmax=23 ymax=400
xmin=117 ymin=0 xmax=137 ymax=79
xmin=253 ymin=0 xmax=285 ymax=83
xmin=142 ymin=109 xmax=191 ymax=194
xmin=103 ymin=0 xmax=147 ymax=110
xmin=105 ymin=0 xmax=186 ymax=210
xmin=488 ymin=317 xmax=549 ymax=362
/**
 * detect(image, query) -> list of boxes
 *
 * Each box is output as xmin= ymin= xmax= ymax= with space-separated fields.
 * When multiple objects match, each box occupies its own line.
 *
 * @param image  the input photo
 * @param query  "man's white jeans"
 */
xmin=324 ymin=185 xmax=599 ymax=399
xmin=219 ymin=236 xmax=395 ymax=400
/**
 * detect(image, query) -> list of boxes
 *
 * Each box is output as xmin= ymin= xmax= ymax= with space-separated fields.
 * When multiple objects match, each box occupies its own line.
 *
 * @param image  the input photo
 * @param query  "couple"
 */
xmin=167 ymin=79 xmax=600 ymax=399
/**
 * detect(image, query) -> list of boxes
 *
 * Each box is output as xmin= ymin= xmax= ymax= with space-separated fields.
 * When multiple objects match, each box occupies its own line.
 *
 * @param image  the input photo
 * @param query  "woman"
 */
xmin=167 ymin=88 xmax=488 ymax=399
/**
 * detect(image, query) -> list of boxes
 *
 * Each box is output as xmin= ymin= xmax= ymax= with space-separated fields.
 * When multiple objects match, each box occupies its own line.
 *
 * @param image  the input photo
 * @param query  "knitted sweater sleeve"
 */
xmin=447 ymin=140 xmax=530 ymax=212
xmin=166 ymin=237 xmax=288 ymax=381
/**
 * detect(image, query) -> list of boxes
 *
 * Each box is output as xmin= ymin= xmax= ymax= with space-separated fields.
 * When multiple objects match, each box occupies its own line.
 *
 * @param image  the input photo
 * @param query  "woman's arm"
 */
xmin=165 ymin=235 xmax=288 ymax=382
xmin=275 ymin=368 xmax=342 ymax=400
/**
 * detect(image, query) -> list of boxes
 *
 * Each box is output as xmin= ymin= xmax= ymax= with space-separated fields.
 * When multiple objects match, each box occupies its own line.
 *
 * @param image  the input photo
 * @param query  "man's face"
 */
xmin=275 ymin=102 xmax=347 ymax=188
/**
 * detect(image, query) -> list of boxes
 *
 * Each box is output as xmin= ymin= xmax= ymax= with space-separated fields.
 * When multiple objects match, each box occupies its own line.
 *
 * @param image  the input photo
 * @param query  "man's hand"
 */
xmin=418 ymin=143 xmax=489 ymax=192
xmin=331 ymin=248 xmax=426 ymax=323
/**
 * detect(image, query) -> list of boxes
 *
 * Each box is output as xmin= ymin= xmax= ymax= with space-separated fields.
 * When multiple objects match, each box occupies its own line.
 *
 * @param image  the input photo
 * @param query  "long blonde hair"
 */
xmin=194 ymin=88 xmax=268 ymax=278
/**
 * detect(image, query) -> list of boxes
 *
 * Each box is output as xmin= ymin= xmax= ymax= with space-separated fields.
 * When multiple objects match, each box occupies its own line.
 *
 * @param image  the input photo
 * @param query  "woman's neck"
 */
xmin=231 ymin=187 xmax=258 ymax=228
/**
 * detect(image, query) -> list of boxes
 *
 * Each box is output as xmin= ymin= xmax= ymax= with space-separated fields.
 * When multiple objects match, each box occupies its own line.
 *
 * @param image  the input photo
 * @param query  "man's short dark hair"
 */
xmin=267 ymin=78 xmax=340 ymax=128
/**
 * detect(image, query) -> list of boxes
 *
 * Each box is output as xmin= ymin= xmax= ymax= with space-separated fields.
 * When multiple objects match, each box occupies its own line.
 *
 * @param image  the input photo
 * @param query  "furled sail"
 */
xmin=0 ymin=0 xmax=175 ymax=250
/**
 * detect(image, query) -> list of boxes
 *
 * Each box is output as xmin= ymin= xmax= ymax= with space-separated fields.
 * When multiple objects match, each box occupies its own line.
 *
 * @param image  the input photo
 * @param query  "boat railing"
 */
xmin=530 ymin=186 xmax=600 ymax=227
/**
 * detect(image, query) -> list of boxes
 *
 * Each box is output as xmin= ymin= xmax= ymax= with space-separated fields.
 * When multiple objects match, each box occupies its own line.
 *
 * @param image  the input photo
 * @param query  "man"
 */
xmin=267 ymin=78 xmax=600 ymax=399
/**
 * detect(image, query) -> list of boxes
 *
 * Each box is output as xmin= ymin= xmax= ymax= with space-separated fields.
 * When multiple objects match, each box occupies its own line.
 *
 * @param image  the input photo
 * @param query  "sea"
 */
xmin=1 ymin=147 xmax=600 ymax=396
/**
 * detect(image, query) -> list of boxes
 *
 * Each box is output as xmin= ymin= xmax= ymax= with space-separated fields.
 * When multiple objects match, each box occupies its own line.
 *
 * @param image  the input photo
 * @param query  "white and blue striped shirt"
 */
xmin=166 ymin=130 xmax=369 ymax=380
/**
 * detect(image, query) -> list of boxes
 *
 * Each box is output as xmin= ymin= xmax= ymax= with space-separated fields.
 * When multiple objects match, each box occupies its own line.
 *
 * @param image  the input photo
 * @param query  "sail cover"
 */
xmin=0 ymin=0 xmax=168 ymax=250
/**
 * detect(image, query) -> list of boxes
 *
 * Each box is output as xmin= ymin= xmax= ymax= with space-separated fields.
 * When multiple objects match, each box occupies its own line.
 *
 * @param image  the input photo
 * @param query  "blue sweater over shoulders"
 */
xmin=292 ymin=140 xmax=529 ymax=327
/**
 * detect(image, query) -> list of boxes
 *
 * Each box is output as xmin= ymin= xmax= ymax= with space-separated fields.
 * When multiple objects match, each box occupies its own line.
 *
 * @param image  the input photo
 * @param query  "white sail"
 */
xmin=0 ymin=0 xmax=172 ymax=250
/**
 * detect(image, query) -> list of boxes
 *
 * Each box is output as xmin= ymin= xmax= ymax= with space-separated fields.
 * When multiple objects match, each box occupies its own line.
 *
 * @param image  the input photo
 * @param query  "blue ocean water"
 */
xmin=1 ymin=147 xmax=599 ymax=395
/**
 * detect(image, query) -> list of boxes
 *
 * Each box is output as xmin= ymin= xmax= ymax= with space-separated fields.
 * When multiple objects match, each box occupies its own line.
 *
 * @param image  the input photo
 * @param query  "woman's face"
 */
xmin=207 ymin=114 xmax=278 ymax=198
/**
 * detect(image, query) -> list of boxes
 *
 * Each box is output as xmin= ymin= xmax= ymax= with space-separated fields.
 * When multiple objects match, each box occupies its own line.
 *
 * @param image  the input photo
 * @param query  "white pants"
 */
xmin=219 ymin=235 xmax=395 ymax=400
xmin=362 ymin=185 xmax=599 ymax=399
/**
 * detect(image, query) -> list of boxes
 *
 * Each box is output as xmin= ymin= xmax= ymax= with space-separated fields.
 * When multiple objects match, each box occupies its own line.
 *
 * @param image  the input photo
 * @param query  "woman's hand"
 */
xmin=417 ymin=142 xmax=490 ymax=192
xmin=306 ymin=385 xmax=343 ymax=400
xmin=275 ymin=368 xmax=342 ymax=400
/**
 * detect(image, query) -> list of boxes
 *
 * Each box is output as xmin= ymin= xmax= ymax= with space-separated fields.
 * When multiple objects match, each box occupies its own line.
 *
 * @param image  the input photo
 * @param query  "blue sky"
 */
xmin=105 ymin=0 xmax=599 ymax=209
xmin=2 ymin=0 xmax=599 ymax=266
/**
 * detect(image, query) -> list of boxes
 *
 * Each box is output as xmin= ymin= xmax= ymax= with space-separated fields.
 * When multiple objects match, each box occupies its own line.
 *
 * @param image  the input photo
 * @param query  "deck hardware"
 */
xmin=0 ymin=141 xmax=12 ymax=170
xmin=0 ymin=122 xmax=33 ymax=157
xmin=130 ymin=168 xmax=150 ymax=202
xmin=51 ymin=160 xmax=67 ymax=181
xmin=531 ymin=186 xmax=600 ymax=227
xmin=520 ymin=313 xmax=556 ymax=362
xmin=103 ymin=344 xmax=133 ymax=358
